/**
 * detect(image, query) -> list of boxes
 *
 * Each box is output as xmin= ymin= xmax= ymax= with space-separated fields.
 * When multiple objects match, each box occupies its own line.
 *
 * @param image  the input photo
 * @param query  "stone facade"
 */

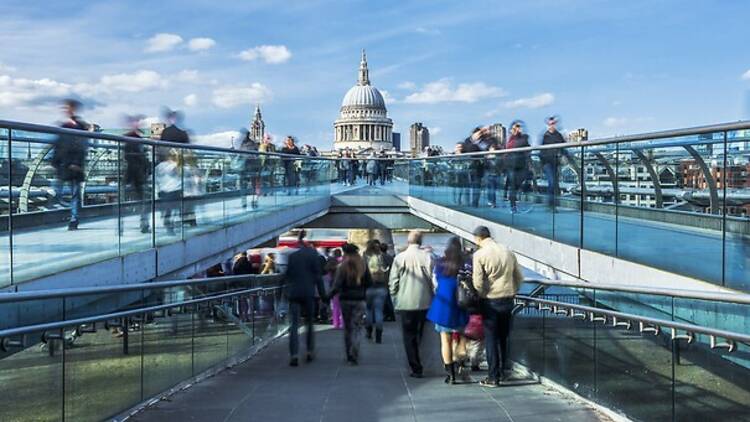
xmin=333 ymin=50 xmax=393 ymax=151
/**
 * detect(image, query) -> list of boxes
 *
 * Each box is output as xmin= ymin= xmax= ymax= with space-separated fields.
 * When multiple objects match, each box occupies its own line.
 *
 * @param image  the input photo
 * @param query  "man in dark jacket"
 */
xmin=285 ymin=230 xmax=326 ymax=366
xmin=280 ymin=136 xmax=301 ymax=195
xmin=540 ymin=116 xmax=566 ymax=208
xmin=460 ymin=128 xmax=486 ymax=208
xmin=51 ymin=99 xmax=90 ymax=230
xmin=123 ymin=115 xmax=151 ymax=233
xmin=160 ymin=109 xmax=190 ymax=144
xmin=505 ymin=122 xmax=530 ymax=213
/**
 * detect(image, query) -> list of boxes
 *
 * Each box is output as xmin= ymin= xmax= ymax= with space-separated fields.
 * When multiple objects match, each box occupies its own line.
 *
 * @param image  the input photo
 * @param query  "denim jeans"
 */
xmin=481 ymin=298 xmax=514 ymax=381
xmin=486 ymin=174 xmax=499 ymax=206
xmin=289 ymin=298 xmax=315 ymax=358
xmin=542 ymin=162 xmax=559 ymax=207
xmin=365 ymin=286 xmax=387 ymax=331
xmin=53 ymin=179 xmax=82 ymax=222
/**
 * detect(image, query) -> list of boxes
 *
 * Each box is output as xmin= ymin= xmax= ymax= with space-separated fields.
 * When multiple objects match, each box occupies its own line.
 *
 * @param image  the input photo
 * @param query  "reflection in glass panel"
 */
xmin=553 ymin=144 xmax=583 ymax=247
xmin=183 ymin=148 xmax=223 ymax=239
xmin=0 ymin=128 xmax=9 ymax=287
xmin=64 ymin=321 xmax=142 ymax=420
xmin=723 ymin=131 xmax=750 ymax=291
xmin=0 ymin=329 xmax=63 ymax=422
xmin=581 ymin=144 xmax=617 ymax=254
xmin=143 ymin=306 xmax=193 ymax=398
xmin=617 ymin=134 xmax=724 ymax=285
xmin=192 ymin=301 xmax=228 ymax=374
xmin=542 ymin=290 xmax=595 ymax=400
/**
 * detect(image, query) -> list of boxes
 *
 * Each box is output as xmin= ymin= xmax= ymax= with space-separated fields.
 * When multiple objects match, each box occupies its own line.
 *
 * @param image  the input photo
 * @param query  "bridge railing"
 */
xmin=0 ymin=120 xmax=333 ymax=287
xmin=512 ymin=280 xmax=750 ymax=421
xmin=0 ymin=277 xmax=288 ymax=422
xmin=403 ymin=121 xmax=750 ymax=291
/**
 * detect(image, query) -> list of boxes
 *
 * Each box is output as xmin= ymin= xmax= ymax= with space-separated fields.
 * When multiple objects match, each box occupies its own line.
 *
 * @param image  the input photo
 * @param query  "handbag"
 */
xmin=456 ymin=268 xmax=479 ymax=310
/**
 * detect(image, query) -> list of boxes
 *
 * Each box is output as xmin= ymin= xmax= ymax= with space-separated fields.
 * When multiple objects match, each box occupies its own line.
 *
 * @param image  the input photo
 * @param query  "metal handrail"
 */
xmin=407 ymin=120 xmax=750 ymax=160
xmin=524 ymin=278 xmax=750 ymax=305
xmin=0 ymin=119 xmax=335 ymax=160
xmin=0 ymin=274 xmax=284 ymax=304
xmin=0 ymin=284 xmax=285 ymax=340
xmin=517 ymin=295 xmax=750 ymax=346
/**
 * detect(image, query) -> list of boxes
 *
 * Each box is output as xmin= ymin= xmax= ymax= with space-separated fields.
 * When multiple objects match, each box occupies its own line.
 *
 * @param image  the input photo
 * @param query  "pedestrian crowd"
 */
xmin=284 ymin=227 xmax=523 ymax=387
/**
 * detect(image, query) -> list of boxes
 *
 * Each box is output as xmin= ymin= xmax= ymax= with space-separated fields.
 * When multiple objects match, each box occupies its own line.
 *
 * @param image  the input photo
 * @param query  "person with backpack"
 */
xmin=329 ymin=243 xmax=372 ymax=365
xmin=363 ymin=239 xmax=389 ymax=343
xmin=426 ymin=236 xmax=469 ymax=384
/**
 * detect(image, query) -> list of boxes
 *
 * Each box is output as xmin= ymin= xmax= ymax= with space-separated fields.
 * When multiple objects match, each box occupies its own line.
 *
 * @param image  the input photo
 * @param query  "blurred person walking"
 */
xmin=328 ymin=248 xmax=344 ymax=329
xmin=366 ymin=153 xmax=379 ymax=186
xmin=329 ymin=243 xmax=372 ymax=365
xmin=427 ymin=236 xmax=469 ymax=384
xmin=380 ymin=242 xmax=396 ymax=321
xmin=363 ymin=239 xmax=389 ymax=343
xmin=51 ymin=99 xmax=90 ymax=230
xmin=258 ymin=134 xmax=276 ymax=194
xmin=460 ymin=128 xmax=487 ymax=208
xmin=471 ymin=226 xmax=523 ymax=387
xmin=155 ymin=148 xmax=182 ymax=236
xmin=505 ymin=121 xmax=530 ymax=213
xmin=281 ymin=136 xmax=301 ymax=195
xmin=285 ymin=230 xmax=326 ymax=366
xmin=122 ymin=114 xmax=151 ymax=234
xmin=389 ymin=231 xmax=435 ymax=378
xmin=540 ymin=116 xmax=565 ymax=209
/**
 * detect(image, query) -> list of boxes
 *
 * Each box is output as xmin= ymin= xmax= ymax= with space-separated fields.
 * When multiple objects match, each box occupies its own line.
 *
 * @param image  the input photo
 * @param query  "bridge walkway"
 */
xmin=133 ymin=322 xmax=610 ymax=422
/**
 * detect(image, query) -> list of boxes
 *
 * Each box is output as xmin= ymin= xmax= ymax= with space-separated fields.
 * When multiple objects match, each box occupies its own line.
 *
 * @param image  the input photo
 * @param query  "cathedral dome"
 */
xmin=341 ymin=84 xmax=386 ymax=109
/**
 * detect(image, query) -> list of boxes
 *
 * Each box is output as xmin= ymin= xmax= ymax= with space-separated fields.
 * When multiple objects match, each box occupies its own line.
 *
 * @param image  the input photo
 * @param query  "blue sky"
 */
xmin=1 ymin=0 xmax=749 ymax=148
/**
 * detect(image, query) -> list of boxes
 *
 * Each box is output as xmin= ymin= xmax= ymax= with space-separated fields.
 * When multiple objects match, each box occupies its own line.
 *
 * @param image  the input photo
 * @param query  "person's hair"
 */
xmin=62 ymin=98 xmax=82 ymax=111
xmin=297 ymin=230 xmax=307 ymax=242
xmin=365 ymin=239 xmax=381 ymax=255
xmin=473 ymin=225 xmax=491 ymax=240
xmin=267 ymin=253 xmax=275 ymax=259
xmin=333 ymin=248 xmax=343 ymax=258
xmin=407 ymin=230 xmax=423 ymax=245
xmin=379 ymin=243 xmax=389 ymax=253
xmin=339 ymin=243 xmax=364 ymax=286
xmin=441 ymin=236 xmax=464 ymax=277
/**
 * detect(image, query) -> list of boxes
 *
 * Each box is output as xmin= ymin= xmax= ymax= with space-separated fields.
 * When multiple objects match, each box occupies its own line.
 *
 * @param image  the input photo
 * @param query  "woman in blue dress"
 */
xmin=427 ymin=237 xmax=469 ymax=384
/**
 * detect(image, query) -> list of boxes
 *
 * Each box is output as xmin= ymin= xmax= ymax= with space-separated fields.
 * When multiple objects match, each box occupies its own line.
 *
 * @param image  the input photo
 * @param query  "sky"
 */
xmin=1 ymin=0 xmax=750 ymax=149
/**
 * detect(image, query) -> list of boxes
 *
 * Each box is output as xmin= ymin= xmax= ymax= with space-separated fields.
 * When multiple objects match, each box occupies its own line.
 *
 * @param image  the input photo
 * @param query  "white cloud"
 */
xmin=212 ymin=83 xmax=272 ymax=108
xmin=504 ymin=92 xmax=554 ymax=109
xmin=145 ymin=33 xmax=183 ymax=53
xmin=237 ymin=45 xmax=292 ymax=64
xmin=141 ymin=116 xmax=161 ymax=127
xmin=397 ymin=81 xmax=416 ymax=90
xmin=431 ymin=127 xmax=442 ymax=135
xmin=603 ymin=117 xmax=628 ymax=127
xmin=175 ymin=69 xmax=200 ymax=82
xmin=194 ymin=130 xmax=241 ymax=148
xmin=96 ymin=70 xmax=166 ymax=93
xmin=188 ymin=37 xmax=216 ymax=51
xmin=742 ymin=69 xmax=750 ymax=80
xmin=380 ymin=90 xmax=397 ymax=104
xmin=183 ymin=94 xmax=198 ymax=107
xmin=0 ymin=74 xmax=75 ymax=108
xmin=403 ymin=79 xmax=506 ymax=104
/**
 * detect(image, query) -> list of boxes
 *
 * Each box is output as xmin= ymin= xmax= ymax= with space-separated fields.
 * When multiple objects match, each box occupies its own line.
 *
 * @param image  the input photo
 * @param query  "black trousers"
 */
xmin=399 ymin=310 xmax=427 ymax=374
xmin=481 ymin=298 xmax=514 ymax=381
xmin=289 ymin=297 xmax=315 ymax=358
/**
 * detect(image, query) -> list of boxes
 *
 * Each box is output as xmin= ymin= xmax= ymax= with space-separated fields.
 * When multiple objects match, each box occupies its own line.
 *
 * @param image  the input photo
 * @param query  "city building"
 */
xmin=568 ymin=128 xmax=589 ymax=143
xmin=333 ymin=50 xmax=393 ymax=151
xmin=150 ymin=123 xmax=166 ymax=139
xmin=392 ymin=132 xmax=401 ymax=151
xmin=409 ymin=122 xmax=429 ymax=156
xmin=250 ymin=104 xmax=265 ymax=143
xmin=488 ymin=123 xmax=506 ymax=146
